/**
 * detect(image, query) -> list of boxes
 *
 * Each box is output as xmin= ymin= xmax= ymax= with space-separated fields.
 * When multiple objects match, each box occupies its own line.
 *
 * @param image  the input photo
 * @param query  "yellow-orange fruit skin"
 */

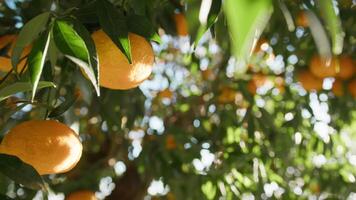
xmin=67 ymin=190 xmax=97 ymax=200
xmin=157 ymin=89 xmax=173 ymax=99
xmin=0 ymin=120 xmax=82 ymax=175
xmin=218 ymin=87 xmax=236 ymax=103
xmin=337 ymin=56 xmax=354 ymax=80
xmin=0 ymin=34 xmax=16 ymax=49
xmin=297 ymin=70 xmax=323 ymax=91
xmin=296 ymin=11 xmax=308 ymax=27
xmin=174 ymin=13 xmax=188 ymax=36
xmin=165 ymin=135 xmax=177 ymax=150
xmin=252 ymin=38 xmax=268 ymax=53
xmin=310 ymin=56 xmax=338 ymax=78
xmin=0 ymin=35 xmax=31 ymax=74
xmin=247 ymin=74 xmax=268 ymax=95
xmin=92 ymin=30 xmax=154 ymax=90
xmin=332 ymin=79 xmax=344 ymax=97
xmin=348 ymin=79 xmax=356 ymax=98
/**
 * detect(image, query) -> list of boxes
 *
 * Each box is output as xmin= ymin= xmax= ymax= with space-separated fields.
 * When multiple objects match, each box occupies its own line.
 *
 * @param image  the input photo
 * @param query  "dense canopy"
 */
xmin=0 ymin=0 xmax=355 ymax=199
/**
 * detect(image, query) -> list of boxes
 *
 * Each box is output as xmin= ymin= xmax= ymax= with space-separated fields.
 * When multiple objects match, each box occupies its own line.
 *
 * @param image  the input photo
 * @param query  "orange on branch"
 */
xmin=0 ymin=120 xmax=82 ymax=175
xmin=92 ymin=29 xmax=154 ymax=90
xmin=166 ymin=135 xmax=177 ymax=150
xmin=201 ymin=68 xmax=214 ymax=81
xmin=247 ymin=74 xmax=268 ymax=95
xmin=297 ymin=70 xmax=323 ymax=91
xmin=347 ymin=79 xmax=356 ymax=98
xmin=0 ymin=35 xmax=31 ymax=73
xmin=0 ymin=34 xmax=16 ymax=50
xmin=332 ymin=79 xmax=344 ymax=97
xmin=67 ymin=190 xmax=97 ymax=200
xmin=336 ymin=56 xmax=354 ymax=80
xmin=309 ymin=55 xmax=338 ymax=78
xmin=157 ymin=88 xmax=174 ymax=99
xmin=218 ymin=87 xmax=237 ymax=103
xmin=274 ymin=76 xmax=285 ymax=93
xmin=174 ymin=13 xmax=188 ymax=36
xmin=296 ymin=11 xmax=308 ymax=27
xmin=252 ymin=38 xmax=268 ymax=53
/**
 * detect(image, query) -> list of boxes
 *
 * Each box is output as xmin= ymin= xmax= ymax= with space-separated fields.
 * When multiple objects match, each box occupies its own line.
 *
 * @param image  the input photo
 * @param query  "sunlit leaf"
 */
xmin=194 ymin=0 xmax=221 ymax=46
xmin=28 ymin=32 xmax=51 ymax=101
xmin=223 ymin=0 xmax=273 ymax=68
xmin=0 ymin=81 xmax=55 ymax=102
xmin=53 ymin=19 xmax=100 ymax=96
xmin=11 ymin=12 xmax=50 ymax=70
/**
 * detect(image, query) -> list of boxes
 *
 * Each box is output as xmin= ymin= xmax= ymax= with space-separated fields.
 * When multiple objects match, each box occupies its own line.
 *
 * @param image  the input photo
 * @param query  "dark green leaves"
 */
xmin=224 ymin=0 xmax=273 ymax=67
xmin=48 ymin=94 xmax=78 ymax=118
xmin=52 ymin=19 xmax=100 ymax=96
xmin=0 ymin=154 xmax=45 ymax=190
xmin=0 ymin=81 xmax=55 ymax=102
xmin=28 ymin=32 xmax=51 ymax=101
xmin=11 ymin=12 xmax=50 ymax=70
xmin=127 ymin=14 xmax=161 ymax=43
xmin=96 ymin=0 xmax=131 ymax=63
xmin=0 ymin=194 xmax=13 ymax=200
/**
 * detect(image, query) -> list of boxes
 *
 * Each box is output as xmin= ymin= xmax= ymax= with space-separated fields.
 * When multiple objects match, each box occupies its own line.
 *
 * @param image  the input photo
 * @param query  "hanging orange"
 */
xmin=91 ymin=29 xmax=154 ymax=90
xmin=297 ymin=70 xmax=323 ymax=91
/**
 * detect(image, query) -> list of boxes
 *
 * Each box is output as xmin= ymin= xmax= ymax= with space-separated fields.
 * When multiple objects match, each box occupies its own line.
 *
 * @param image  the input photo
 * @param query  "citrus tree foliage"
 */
xmin=0 ymin=0 xmax=355 ymax=199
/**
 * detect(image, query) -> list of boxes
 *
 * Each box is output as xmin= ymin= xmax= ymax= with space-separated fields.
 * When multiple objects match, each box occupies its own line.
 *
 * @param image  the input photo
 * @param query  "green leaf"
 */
xmin=28 ymin=32 xmax=51 ymax=101
xmin=0 ymin=81 xmax=55 ymax=102
xmin=194 ymin=0 xmax=222 ymax=46
xmin=305 ymin=11 xmax=332 ymax=58
xmin=53 ymin=19 xmax=100 ymax=96
xmin=0 ymin=154 xmax=45 ymax=190
xmin=127 ymin=14 xmax=161 ymax=43
xmin=11 ymin=12 xmax=50 ymax=70
xmin=48 ymin=36 xmax=58 ymax=69
xmin=129 ymin=0 xmax=147 ymax=15
xmin=317 ymin=0 xmax=344 ymax=55
xmin=53 ymin=20 xmax=88 ymax=62
xmin=96 ymin=0 xmax=132 ymax=63
xmin=223 ymin=0 xmax=273 ymax=66
xmin=0 ymin=194 xmax=13 ymax=200
xmin=48 ymin=94 xmax=78 ymax=118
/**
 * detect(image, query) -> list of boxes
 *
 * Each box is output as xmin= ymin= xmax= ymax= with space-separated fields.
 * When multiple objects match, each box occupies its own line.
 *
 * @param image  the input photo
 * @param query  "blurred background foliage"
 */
xmin=0 ymin=0 xmax=356 ymax=199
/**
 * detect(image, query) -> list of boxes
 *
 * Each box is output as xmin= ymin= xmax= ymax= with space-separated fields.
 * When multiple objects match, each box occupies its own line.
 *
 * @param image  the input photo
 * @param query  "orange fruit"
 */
xmin=253 ymin=38 xmax=268 ymax=53
xmin=174 ymin=13 xmax=188 ymax=36
xmin=0 ymin=35 xmax=31 ymax=73
xmin=0 ymin=34 xmax=16 ymax=50
xmin=296 ymin=11 xmax=308 ymax=27
xmin=336 ymin=56 xmax=354 ymax=80
xmin=309 ymin=55 xmax=338 ymax=78
xmin=91 ymin=29 xmax=154 ymax=90
xmin=347 ymin=79 xmax=356 ymax=98
xmin=332 ymin=79 xmax=344 ymax=96
xmin=166 ymin=135 xmax=177 ymax=150
xmin=0 ymin=120 xmax=82 ymax=175
xmin=247 ymin=74 xmax=268 ymax=94
xmin=297 ymin=70 xmax=323 ymax=91
xmin=67 ymin=190 xmax=97 ymax=200
xmin=218 ymin=87 xmax=236 ymax=103
xmin=157 ymin=88 xmax=173 ymax=99
xmin=201 ymin=68 xmax=214 ymax=81
xmin=274 ymin=76 xmax=285 ymax=93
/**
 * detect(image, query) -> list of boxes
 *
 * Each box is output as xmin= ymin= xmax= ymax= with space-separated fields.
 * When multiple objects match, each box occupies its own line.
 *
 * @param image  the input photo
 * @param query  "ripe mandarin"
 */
xmin=0 ymin=120 xmax=82 ymax=175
